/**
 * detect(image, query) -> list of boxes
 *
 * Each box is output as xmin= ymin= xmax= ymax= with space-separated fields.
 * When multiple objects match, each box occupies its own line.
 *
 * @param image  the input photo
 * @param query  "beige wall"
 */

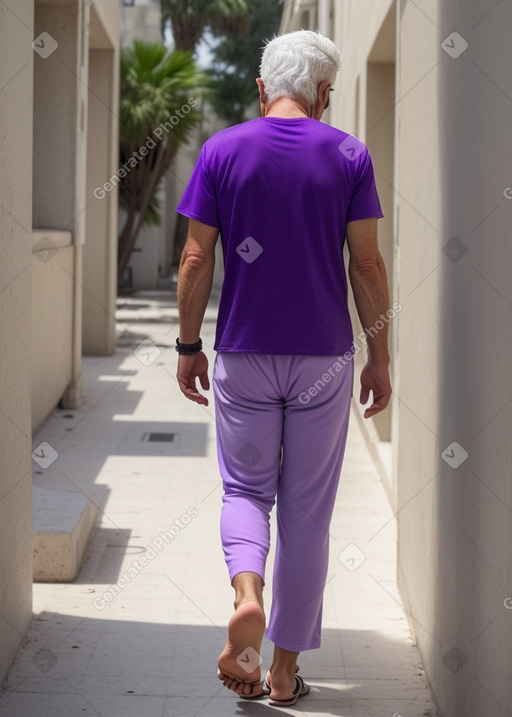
xmin=0 ymin=0 xmax=34 ymax=682
xmin=31 ymin=233 xmax=74 ymax=432
xmin=32 ymin=0 xmax=89 ymax=413
xmin=283 ymin=1 xmax=512 ymax=714
xmin=83 ymin=44 xmax=119 ymax=355
xmin=33 ymin=3 xmax=87 ymax=241
xmin=93 ymin=0 xmax=121 ymax=48
xmin=121 ymin=0 xmax=161 ymax=49
xmin=363 ymin=3 xmax=396 ymax=444
xmin=0 ymin=0 xmax=120 ymax=684
xmin=32 ymin=0 xmax=120 ymax=392
xmin=399 ymin=1 xmax=512 ymax=714
xmin=394 ymin=0 xmax=443 ymax=694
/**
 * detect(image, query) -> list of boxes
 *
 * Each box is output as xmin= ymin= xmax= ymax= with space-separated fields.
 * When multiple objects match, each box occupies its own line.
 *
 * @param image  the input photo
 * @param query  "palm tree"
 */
xmin=160 ymin=0 xmax=250 ymax=54
xmin=118 ymin=40 xmax=205 ymax=281
xmin=207 ymin=0 xmax=283 ymax=125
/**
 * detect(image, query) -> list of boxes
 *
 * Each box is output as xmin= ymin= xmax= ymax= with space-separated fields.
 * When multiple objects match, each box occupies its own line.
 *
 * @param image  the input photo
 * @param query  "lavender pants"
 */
xmin=212 ymin=352 xmax=353 ymax=652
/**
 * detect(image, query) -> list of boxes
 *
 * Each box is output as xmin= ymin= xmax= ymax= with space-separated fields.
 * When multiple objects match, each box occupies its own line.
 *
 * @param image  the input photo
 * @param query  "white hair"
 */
xmin=259 ymin=30 xmax=341 ymax=107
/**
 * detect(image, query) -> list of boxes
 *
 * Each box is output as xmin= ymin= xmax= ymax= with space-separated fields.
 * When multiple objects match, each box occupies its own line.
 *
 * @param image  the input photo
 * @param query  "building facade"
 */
xmin=0 ymin=0 xmax=120 ymax=682
xmin=282 ymin=2 xmax=512 ymax=715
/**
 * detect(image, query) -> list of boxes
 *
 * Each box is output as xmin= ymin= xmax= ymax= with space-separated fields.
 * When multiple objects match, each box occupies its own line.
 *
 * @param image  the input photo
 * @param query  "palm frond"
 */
xmin=160 ymin=0 xmax=251 ymax=51
xmin=206 ymin=0 xmax=251 ymax=37
xmin=120 ymin=41 xmax=205 ymax=144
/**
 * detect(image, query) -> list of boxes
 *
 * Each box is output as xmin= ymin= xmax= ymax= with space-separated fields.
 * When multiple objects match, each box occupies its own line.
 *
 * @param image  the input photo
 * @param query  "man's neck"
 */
xmin=264 ymin=97 xmax=310 ymax=119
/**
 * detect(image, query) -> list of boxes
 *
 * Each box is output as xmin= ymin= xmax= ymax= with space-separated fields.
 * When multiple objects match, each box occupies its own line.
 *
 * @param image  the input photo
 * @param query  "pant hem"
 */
xmin=229 ymin=567 xmax=266 ymax=585
xmin=265 ymin=631 xmax=321 ymax=652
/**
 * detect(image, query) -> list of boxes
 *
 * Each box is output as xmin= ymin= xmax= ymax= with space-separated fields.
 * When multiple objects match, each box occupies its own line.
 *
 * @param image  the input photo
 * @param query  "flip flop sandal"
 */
xmin=217 ymin=669 xmax=266 ymax=701
xmin=268 ymin=673 xmax=310 ymax=707
xmin=262 ymin=665 xmax=300 ymax=696
xmin=238 ymin=682 xmax=267 ymax=701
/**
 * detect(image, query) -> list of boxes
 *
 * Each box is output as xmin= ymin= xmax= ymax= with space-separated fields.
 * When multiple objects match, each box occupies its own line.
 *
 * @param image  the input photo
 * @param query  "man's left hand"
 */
xmin=177 ymin=351 xmax=210 ymax=406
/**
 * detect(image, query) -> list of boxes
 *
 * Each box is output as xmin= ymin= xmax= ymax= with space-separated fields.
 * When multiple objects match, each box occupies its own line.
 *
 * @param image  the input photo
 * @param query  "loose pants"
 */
xmin=212 ymin=352 xmax=353 ymax=652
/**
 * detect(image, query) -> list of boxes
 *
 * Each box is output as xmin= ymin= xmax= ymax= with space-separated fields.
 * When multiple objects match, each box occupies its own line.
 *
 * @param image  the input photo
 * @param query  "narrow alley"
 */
xmin=0 ymin=292 xmax=435 ymax=717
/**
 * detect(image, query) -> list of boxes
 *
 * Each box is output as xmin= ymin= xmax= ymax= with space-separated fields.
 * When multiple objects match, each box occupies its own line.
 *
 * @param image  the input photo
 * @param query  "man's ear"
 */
xmin=256 ymin=78 xmax=268 ymax=104
xmin=317 ymin=80 xmax=331 ymax=107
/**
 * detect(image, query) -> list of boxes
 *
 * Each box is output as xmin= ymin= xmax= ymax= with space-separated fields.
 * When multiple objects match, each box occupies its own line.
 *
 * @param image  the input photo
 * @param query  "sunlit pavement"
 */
xmin=0 ymin=291 xmax=437 ymax=717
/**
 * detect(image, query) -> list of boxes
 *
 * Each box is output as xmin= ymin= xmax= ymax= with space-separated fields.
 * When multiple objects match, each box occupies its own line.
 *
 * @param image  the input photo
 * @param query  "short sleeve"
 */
xmin=176 ymin=144 xmax=220 ymax=228
xmin=346 ymin=150 xmax=384 ymax=222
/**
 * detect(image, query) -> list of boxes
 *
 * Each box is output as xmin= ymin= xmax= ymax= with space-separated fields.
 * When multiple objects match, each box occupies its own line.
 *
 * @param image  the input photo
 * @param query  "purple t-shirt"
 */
xmin=176 ymin=116 xmax=383 ymax=355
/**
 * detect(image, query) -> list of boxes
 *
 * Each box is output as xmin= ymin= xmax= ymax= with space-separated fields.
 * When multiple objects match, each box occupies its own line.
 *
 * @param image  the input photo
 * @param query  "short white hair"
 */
xmin=260 ymin=30 xmax=341 ymax=107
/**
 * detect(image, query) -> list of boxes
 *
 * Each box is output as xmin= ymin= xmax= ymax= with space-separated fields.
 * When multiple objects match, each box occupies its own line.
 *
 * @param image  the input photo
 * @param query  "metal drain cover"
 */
xmin=145 ymin=432 xmax=176 ymax=442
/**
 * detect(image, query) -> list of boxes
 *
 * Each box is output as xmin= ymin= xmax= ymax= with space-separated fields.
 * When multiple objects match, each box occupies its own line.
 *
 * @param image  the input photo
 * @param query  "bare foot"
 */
xmin=264 ymin=664 xmax=301 ymax=696
xmin=266 ymin=666 xmax=299 ymax=702
xmin=217 ymin=601 xmax=266 ymax=698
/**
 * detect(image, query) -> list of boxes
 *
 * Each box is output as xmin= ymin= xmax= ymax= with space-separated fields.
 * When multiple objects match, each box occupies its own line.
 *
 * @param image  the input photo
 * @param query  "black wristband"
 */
xmin=175 ymin=337 xmax=203 ymax=355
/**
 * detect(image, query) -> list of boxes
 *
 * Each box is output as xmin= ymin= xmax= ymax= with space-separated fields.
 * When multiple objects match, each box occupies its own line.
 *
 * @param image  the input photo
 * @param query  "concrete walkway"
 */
xmin=0 ymin=291 xmax=437 ymax=717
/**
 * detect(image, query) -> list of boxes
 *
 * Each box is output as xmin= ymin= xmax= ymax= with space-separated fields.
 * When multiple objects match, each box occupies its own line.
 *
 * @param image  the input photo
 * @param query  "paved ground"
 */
xmin=0 ymin=291 xmax=437 ymax=717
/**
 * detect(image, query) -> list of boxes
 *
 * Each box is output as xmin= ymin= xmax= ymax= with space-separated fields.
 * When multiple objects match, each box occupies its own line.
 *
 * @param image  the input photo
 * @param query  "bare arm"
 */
xmin=346 ymin=217 xmax=392 ymax=417
xmin=177 ymin=218 xmax=218 ymax=342
xmin=176 ymin=218 xmax=219 ymax=405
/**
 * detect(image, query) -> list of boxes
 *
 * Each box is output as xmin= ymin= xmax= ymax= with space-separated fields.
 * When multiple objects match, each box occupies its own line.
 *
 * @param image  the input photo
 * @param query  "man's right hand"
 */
xmin=359 ymin=362 xmax=392 ymax=418
xmin=177 ymin=351 xmax=210 ymax=406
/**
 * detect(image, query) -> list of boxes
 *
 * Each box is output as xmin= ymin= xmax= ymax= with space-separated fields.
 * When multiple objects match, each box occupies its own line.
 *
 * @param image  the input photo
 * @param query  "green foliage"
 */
xmin=117 ymin=40 xmax=205 ymax=277
xmin=206 ymin=0 xmax=284 ymax=125
xmin=160 ymin=0 xmax=250 ymax=53
xmin=120 ymin=41 xmax=204 ymax=147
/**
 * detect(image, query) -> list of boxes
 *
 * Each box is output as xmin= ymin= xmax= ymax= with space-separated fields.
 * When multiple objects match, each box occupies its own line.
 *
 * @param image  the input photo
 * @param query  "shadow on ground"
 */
xmin=0 ymin=614 xmax=434 ymax=717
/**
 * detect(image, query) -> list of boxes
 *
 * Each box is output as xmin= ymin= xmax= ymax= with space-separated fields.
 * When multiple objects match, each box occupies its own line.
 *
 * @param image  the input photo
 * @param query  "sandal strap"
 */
xmin=269 ymin=673 xmax=310 ymax=705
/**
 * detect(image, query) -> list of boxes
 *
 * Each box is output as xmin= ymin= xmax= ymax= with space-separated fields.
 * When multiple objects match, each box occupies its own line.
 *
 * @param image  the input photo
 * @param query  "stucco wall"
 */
xmin=0 ymin=0 xmax=120 ymax=683
xmin=93 ymin=0 xmax=121 ymax=49
xmin=121 ymin=0 xmax=161 ymax=49
xmin=398 ymin=1 xmax=512 ymax=714
xmin=281 ymin=1 xmax=512 ymax=713
xmin=83 ymin=47 xmax=118 ymax=355
xmin=32 ymin=3 xmax=84 ymax=236
xmin=331 ymin=0 xmax=512 ymax=713
xmin=32 ymin=1 xmax=89 ymax=414
xmin=0 ymin=0 xmax=34 ymax=683
xmin=31 ymin=234 xmax=74 ymax=432
xmin=329 ymin=1 xmax=394 ymax=135
xmin=393 ymin=0 xmax=443 ymax=691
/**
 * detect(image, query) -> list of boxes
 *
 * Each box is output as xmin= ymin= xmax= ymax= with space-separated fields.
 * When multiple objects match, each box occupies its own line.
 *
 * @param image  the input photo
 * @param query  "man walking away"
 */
xmin=175 ymin=30 xmax=392 ymax=707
